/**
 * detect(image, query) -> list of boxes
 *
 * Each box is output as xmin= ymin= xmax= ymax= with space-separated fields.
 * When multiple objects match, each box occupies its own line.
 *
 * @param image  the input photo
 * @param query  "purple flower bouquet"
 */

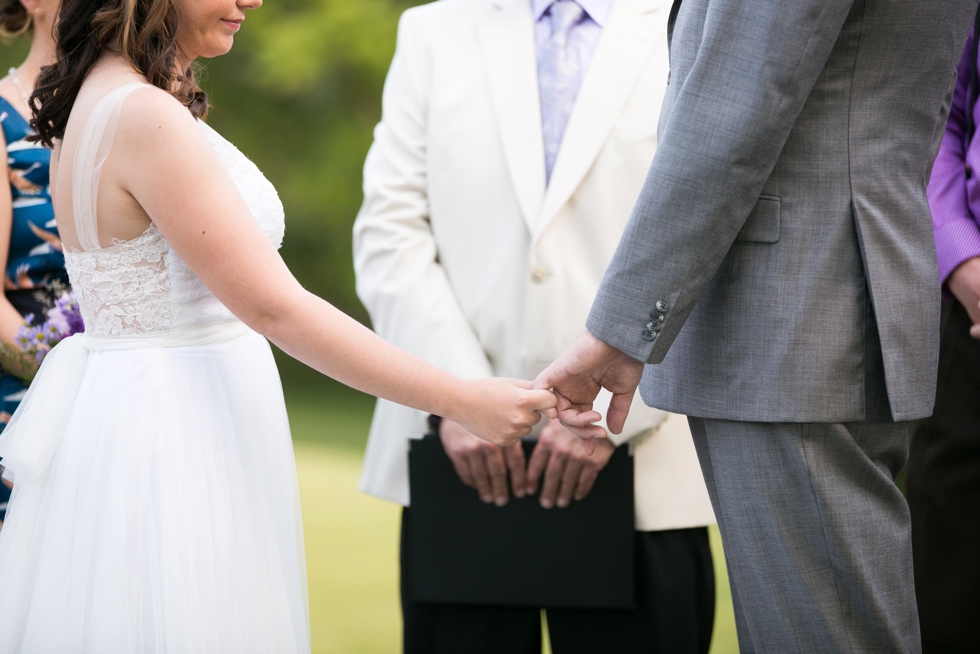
xmin=0 ymin=287 xmax=85 ymax=382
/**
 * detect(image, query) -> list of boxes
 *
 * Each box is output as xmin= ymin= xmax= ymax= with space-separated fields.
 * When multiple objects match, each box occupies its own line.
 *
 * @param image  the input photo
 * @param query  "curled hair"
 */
xmin=30 ymin=0 xmax=208 ymax=147
xmin=0 ymin=0 xmax=31 ymax=38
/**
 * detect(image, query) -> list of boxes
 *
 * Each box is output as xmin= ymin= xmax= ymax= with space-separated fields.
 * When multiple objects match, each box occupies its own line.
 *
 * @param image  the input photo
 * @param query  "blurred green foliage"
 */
xmin=203 ymin=0 xmax=423 ymax=324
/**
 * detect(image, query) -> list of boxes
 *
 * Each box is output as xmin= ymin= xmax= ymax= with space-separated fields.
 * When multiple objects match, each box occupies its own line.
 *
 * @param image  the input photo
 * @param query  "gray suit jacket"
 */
xmin=587 ymin=0 xmax=978 ymax=423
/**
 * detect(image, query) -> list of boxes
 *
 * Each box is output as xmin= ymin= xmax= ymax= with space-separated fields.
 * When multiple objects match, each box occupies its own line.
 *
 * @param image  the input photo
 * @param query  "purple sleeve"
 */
xmin=929 ymin=33 xmax=980 ymax=286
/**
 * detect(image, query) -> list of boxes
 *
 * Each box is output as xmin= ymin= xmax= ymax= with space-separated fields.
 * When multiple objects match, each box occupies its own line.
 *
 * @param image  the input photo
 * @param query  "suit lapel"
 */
xmin=532 ymin=0 xmax=660 ymax=242
xmin=667 ymin=0 xmax=682 ymax=48
xmin=478 ymin=0 xmax=546 ymax=232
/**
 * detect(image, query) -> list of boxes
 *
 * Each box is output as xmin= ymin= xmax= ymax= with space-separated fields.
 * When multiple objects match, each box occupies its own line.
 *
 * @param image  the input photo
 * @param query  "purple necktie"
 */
xmin=538 ymin=0 xmax=586 ymax=183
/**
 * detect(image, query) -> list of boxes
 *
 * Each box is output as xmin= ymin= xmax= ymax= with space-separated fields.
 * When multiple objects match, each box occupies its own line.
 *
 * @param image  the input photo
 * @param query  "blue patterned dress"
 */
xmin=0 ymin=97 xmax=68 ymax=519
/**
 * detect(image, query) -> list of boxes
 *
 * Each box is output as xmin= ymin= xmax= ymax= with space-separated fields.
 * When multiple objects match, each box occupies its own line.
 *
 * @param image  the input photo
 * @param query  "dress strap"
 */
xmin=71 ymin=82 xmax=151 ymax=252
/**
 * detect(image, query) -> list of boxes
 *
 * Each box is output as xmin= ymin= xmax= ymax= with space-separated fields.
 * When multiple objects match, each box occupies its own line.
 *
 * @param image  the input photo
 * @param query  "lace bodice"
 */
xmin=64 ymin=86 xmax=285 ymax=338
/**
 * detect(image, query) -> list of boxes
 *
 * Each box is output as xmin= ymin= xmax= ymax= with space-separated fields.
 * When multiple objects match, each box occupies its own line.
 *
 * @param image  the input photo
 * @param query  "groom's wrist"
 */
xmin=587 ymin=289 xmax=682 ymax=365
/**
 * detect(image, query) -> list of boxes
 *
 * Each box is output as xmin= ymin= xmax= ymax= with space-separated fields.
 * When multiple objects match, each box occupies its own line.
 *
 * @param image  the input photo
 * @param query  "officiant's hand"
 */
xmin=526 ymin=419 xmax=614 ymax=509
xmin=534 ymin=330 xmax=644 ymax=451
xmin=440 ymin=419 xmax=526 ymax=506
xmin=948 ymin=257 xmax=980 ymax=339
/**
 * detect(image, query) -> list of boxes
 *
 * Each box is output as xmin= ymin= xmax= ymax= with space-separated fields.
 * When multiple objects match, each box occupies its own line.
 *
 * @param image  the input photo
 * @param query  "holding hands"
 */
xmin=445 ymin=378 xmax=558 ymax=447
xmin=438 ymin=330 xmax=643 ymax=505
xmin=533 ymin=330 xmax=645 ymax=452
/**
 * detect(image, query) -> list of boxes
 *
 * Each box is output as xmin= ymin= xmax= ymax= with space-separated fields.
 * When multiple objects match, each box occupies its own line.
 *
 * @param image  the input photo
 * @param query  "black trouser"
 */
xmin=908 ymin=299 xmax=980 ymax=654
xmin=400 ymin=508 xmax=715 ymax=654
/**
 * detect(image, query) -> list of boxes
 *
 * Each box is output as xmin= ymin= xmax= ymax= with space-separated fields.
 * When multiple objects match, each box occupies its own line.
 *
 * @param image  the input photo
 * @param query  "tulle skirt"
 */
xmin=0 ymin=327 xmax=309 ymax=653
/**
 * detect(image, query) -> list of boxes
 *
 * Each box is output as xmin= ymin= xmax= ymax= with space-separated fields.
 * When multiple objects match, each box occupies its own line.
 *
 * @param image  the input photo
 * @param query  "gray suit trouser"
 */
xmin=688 ymin=418 xmax=920 ymax=654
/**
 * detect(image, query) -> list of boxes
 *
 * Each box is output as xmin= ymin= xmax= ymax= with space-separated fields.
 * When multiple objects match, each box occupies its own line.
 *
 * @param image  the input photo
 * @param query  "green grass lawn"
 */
xmin=286 ymin=382 xmax=739 ymax=653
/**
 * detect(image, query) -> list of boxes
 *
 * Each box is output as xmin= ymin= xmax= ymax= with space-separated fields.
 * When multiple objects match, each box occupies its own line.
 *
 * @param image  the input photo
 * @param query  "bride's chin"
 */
xmin=206 ymin=40 xmax=236 ymax=58
xmin=178 ymin=39 xmax=235 ymax=63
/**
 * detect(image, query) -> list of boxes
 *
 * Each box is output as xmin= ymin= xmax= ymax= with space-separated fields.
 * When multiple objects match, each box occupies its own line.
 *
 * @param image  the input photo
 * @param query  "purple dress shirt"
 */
xmin=930 ymin=33 xmax=980 ymax=285
xmin=532 ymin=0 xmax=613 ymax=121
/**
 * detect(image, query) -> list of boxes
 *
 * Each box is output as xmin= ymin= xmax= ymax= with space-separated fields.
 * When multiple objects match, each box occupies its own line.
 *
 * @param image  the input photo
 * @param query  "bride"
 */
xmin=0 ymin=0 xmax=561 ymax=651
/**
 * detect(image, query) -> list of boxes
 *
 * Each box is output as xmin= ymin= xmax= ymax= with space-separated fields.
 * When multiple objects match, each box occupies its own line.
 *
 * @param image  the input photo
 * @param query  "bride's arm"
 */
xmin=106 ymin=88 xmax=555 ymax=445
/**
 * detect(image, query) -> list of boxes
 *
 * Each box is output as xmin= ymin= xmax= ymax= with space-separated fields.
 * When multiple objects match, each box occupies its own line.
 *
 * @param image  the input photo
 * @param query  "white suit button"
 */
xmin=531 ymin=267 xmax=550 ymax=283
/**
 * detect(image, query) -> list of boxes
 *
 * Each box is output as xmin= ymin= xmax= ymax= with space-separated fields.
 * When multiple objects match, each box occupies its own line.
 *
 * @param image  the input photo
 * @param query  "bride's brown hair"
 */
xmin=31 ymin=0 xmax=207 ymax=148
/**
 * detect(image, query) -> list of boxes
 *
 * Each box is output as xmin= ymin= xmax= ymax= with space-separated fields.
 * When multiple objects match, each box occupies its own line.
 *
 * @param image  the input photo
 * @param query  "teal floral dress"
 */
xmin=0 ymin=97 xmax=68 ymax=519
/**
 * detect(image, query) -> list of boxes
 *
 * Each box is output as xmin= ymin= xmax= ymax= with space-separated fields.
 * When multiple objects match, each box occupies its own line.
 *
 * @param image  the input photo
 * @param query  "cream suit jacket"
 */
xmin=353 ymin=0 xmax=714 ymax=531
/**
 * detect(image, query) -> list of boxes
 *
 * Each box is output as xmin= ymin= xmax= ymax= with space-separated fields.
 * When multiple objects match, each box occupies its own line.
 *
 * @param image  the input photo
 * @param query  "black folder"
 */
xmin=407 ymin=436 xmax=635 ymax=609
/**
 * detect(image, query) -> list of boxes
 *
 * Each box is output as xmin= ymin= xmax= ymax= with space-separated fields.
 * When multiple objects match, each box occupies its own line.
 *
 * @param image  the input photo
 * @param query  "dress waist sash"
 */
xmin=0 ymin=319 xmax=251 ymax=484
xmin=81 ymin=319 xmax=250 ymax=350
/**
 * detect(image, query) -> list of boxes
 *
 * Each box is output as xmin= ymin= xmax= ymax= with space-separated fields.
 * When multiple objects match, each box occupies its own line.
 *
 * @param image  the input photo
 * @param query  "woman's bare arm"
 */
xmin=0 ymin=125 xmax=26 ymax=345
xmin=101 ymin=88 xmax=555 ymax=444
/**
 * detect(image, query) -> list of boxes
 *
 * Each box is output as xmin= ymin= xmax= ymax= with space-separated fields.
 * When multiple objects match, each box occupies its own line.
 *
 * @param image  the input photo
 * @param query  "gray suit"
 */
xmin=586 ymin=0 xmax=978 ymax=651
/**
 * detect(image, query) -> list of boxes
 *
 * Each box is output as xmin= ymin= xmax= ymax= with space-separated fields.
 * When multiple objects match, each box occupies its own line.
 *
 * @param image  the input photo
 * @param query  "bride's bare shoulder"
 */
xmin=93 ymin=85 xmax=218 ymax=179
xmin=61 ymin=73 xmax=201 ymax=158
xmin=114 ymin=84 xmax=201 ymax=143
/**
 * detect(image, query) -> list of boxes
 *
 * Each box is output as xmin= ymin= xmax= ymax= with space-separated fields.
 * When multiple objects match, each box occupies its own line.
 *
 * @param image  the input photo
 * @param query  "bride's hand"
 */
xmin=447 ymin=378 xmax=558 ymax=447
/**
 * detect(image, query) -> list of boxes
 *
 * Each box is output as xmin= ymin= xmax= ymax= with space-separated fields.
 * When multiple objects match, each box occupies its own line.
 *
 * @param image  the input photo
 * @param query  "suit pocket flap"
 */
xmin=735 ymin=196 xmax=780 ymax=243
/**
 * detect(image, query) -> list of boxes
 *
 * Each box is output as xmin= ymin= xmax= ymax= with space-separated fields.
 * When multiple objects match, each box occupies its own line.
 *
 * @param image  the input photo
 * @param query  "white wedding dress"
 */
xmin=0 ymin=84 xmax=310 ymax=653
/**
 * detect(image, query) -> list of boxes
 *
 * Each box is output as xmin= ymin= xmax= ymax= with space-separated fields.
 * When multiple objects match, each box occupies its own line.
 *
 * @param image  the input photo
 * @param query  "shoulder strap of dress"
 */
xmin=71 ymin=82 xmax=151 ymax=251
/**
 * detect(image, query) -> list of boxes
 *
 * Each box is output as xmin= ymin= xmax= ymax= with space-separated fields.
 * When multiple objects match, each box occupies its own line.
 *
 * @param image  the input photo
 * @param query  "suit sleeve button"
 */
xmin=656 ymin=300 xmax=669 ymax=312
xmin=642 ymin=329 xmax=657 ymax=341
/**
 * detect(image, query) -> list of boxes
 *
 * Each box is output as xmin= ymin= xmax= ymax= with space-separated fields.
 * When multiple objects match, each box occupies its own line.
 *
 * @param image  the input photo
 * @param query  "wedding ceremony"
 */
xmin=0 ymin=0 xmax=976 ymax=652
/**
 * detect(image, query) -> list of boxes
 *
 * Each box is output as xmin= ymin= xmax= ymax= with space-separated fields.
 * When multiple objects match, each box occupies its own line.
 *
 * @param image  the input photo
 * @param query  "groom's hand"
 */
xmin=440 ymin=419 xmax=526 ymax=506
xmin=533 ymin=331 xmax=644 ymax=449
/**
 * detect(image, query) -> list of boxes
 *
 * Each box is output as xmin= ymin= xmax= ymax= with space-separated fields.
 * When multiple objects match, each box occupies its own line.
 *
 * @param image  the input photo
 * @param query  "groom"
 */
xmin=537 ymin=0 xmax=979 ymax=652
